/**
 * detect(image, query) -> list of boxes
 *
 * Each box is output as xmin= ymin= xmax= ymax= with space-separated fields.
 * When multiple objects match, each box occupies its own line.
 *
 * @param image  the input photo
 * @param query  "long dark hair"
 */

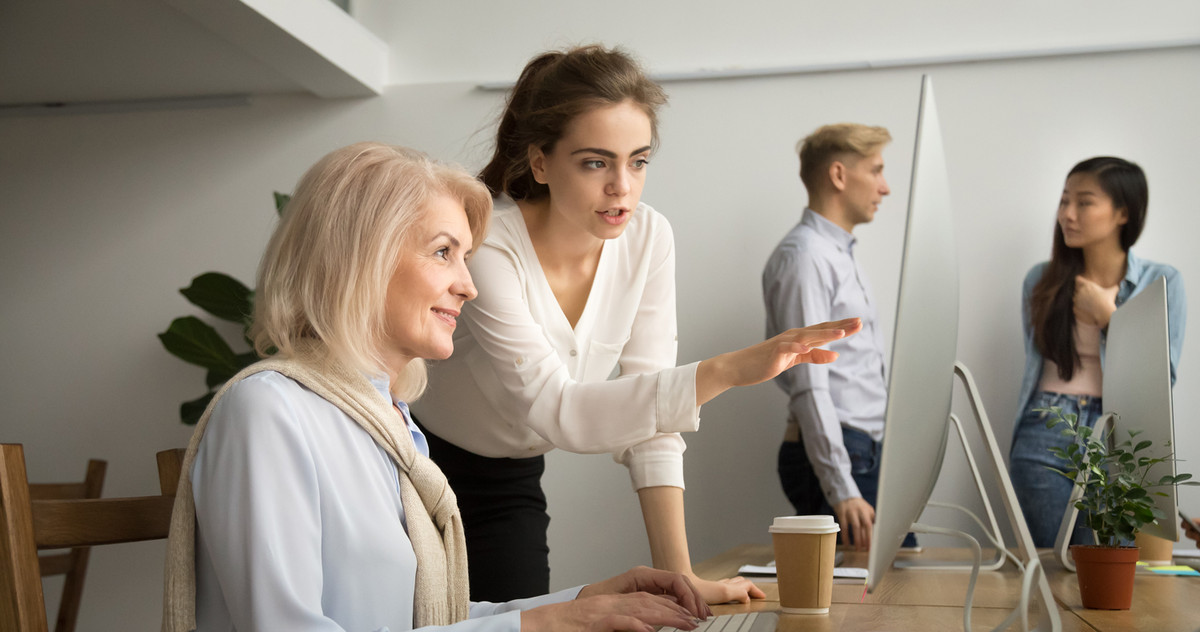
xmin=478 ymin=44 xmax=667 ymax=201
xmin=1030 ymin=156 xmax=1148 ymax=379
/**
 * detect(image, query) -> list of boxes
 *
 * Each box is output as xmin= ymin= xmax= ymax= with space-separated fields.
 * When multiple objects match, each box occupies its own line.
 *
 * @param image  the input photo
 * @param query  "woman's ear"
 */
xmin=1116 ymin=206 xmax=1129 ymax=225
xmin=528 ymin=145 xmax=548 ymax=185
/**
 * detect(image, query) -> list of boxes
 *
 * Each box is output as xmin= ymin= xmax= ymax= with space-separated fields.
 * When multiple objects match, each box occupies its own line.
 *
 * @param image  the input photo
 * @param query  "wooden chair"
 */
xmin=155 ymin=448 xmax=186 ymax=496
xmin=27 ymin=457 xmax=106 ymax=632
xmin=0 ymin=444 xmax=179 ymax=632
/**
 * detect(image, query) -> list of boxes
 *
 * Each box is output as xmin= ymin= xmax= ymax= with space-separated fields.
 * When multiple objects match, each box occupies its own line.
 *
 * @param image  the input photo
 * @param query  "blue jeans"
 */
xmin=1009 ymin=391 xmax=1102 ymax=548
xmin=779 ymin=426 xmax=917 ymax=547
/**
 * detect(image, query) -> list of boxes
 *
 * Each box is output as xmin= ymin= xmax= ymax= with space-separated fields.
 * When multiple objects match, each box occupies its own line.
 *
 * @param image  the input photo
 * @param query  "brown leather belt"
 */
xmin=783 ymin=419 xmax=801 ymax=443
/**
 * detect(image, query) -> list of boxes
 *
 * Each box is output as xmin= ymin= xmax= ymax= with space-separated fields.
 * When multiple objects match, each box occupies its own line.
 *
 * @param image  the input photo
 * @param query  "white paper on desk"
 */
xmin=737 ymin=562 xmax=868 ymax=581
xmin=1174 ymin=548 xmax=1200 ymax=559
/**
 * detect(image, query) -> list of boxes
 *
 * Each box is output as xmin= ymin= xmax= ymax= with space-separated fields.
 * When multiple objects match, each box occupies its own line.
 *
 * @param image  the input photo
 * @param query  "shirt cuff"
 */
xmin=470 ymin=585 xmax=584 ymax=618
xmin=620 ymin=435 xmax=686 ymax=490
xmin=824 ymin=475 xmax=862 ymax=508
xmin=657 ymin=362 xmax=701 ymax=433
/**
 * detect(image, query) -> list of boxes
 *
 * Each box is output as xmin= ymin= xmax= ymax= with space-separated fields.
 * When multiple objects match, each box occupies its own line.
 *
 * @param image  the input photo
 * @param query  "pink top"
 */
xmin=1039 ymin=285 xmax=1120 ymax=397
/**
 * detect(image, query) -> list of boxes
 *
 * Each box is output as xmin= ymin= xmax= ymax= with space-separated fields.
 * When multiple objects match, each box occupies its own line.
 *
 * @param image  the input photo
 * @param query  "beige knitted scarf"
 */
xmin=161 ymin=342 xmax=469 ymax=631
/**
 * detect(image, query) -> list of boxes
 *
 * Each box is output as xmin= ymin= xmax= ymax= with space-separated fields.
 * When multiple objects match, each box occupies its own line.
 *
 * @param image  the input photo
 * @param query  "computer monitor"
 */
xmin=866 ymin=74 xmax=960 ymax=591
xmin=1054 ymin=276 xmax=1177 ymax=549
xmin=864 ymin=75 xmax=1061 ymax=629
xmin=1107 ymin=277 xmax=1178 ymax=542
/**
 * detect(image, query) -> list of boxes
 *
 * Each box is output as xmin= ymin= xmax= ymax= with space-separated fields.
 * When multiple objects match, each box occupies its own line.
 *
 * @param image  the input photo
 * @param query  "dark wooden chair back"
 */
xmin=0 ymin=444 xmax=177 ymax=632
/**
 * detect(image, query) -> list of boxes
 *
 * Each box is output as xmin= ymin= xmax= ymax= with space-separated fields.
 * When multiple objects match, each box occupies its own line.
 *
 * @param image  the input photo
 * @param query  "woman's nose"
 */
xmin=455 ymin=266 xmax=478 ymax=301
xmin=607 ymin=168 xmax=631 ymax=196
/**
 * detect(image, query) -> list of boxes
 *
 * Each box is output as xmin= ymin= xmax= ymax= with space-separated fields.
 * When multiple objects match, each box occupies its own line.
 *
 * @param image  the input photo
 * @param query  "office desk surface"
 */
xmin=694 ymin=544 xmax=1200 ymax=632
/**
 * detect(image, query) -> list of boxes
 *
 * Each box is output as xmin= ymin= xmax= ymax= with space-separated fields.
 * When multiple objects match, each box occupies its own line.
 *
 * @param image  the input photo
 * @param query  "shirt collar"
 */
xmin=369 ymin=373 xmax=427 ymax=457
xmin=801 ymin=207 xmax=856 ymax=252
xmin=368 ymin=373 xmax=398 ymax=407
xmin=1123 ymin=249 xmax=1144 ymax=286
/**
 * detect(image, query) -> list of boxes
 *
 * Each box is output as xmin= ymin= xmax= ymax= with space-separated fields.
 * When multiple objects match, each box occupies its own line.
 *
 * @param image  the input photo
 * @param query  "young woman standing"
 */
xmin=1009 ymin=156 xmax=1186 ymax=548
xmin=414 ymin=45 xmax=859 ymax=604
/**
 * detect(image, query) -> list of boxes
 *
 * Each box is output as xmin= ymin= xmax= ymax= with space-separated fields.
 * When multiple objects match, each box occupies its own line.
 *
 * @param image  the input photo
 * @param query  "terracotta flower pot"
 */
xmin=1070 ymin=545 xmax=1139 ymax=610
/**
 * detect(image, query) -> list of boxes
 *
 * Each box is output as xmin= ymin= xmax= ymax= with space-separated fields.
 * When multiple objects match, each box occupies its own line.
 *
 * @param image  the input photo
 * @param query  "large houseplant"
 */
xmin=1043 ymin=407 xmax=1195 ymax=609
xmin=158 ymin=193 xmax=288 ymax=424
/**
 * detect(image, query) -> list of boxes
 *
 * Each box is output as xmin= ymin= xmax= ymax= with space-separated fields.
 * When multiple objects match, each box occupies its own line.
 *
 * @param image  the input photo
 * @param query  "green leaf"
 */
xmin=235 ymin=350 xmax=260 ymax=367
xmin=181 ymin=392 xmax=215 ymax=425
xmin=159 ymin=316 xmax=240 ymax=373
xmin=1134 ymin=440 xmax=1153 ymax=453
xmin=274 ymin=192 xmax=291 ymax=214
xmin=180 ymin=273 xmax=253 ymax=323
xmin=205 ymin=367 xmax=234 ymax=389
xmin=205 ymin=351 xmax=260 ymax=388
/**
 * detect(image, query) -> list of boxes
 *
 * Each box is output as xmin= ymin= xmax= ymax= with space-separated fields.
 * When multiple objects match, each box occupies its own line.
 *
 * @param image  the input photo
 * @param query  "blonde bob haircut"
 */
xmin=796 ymin=123 xmax=892 ymax=193
xmin=252 ymin=141 xmax=492 ymax=401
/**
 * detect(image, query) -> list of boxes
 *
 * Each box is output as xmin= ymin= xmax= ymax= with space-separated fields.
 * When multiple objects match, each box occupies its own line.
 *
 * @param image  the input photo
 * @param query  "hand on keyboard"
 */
xmin=660 ymin=612 xmax=780 ymax=632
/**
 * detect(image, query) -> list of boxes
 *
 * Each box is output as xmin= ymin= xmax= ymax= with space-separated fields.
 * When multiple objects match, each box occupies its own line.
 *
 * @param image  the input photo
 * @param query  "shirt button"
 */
xmin=569 ymin=349 xmax=577 ymax=357
xmin=515 ymin=357 xmax=524 ymax=366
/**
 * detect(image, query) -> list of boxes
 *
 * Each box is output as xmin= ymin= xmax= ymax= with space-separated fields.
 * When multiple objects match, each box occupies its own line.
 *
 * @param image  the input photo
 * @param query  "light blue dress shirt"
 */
xmin=1012 ymin=250 xmax=1186 ymax=436
xmin=762 ymin=208 xmax=889 ymax=507
xmin=192 ymin=371 xmax=582 ymax=631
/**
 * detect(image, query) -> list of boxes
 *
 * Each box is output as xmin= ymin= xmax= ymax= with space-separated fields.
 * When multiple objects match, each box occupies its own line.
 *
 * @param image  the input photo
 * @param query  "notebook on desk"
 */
xmin=660 ymin=612 xmax=778 ymax=632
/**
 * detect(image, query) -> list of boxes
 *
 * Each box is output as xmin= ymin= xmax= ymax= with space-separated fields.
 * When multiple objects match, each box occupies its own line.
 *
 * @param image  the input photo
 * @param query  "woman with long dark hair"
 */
xmin=1009 ymin=156 xmax=1186 ymax=547
xmin=413 ymin=45 xmax=859 ymax=604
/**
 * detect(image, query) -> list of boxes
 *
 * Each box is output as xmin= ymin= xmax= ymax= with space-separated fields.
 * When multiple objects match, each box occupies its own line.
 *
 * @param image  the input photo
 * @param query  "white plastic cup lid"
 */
xmin=768 ymin=515 xmax=840 ymax=534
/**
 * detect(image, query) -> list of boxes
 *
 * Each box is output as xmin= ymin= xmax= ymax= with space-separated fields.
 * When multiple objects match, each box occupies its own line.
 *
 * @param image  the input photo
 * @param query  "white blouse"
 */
xmin=414 ymin=200 xmax=701 ymax=490
xmin=191 ymin=370 xmax=582 ymax=632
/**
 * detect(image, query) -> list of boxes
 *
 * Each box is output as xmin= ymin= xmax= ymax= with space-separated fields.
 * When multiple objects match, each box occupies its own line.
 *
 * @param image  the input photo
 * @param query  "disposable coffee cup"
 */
xmin=769 ymin=515 xmax=839 ymax=615
xmin=1135 ymin=531 xmax=1175 ymax=566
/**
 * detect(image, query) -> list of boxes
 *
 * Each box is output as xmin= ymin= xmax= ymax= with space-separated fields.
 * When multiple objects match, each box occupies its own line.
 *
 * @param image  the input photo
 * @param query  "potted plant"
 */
xmin=157 ymin=193 xmax=288 ymax=424
xmin=1042 ymin=407 xmax=1196 ymax=610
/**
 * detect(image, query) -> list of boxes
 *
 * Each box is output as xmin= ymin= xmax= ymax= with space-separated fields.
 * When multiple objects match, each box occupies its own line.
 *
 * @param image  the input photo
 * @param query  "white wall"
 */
xmin=1 ymin=3 xmax=1198 ymax=628
xmin=356 ymin=0 xmax=1200 ymax=86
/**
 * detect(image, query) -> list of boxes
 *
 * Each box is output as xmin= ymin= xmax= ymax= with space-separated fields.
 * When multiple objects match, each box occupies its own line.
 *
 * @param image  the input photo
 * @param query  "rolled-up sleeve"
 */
xmin=611 ymin=218 xmax=696 ymax=490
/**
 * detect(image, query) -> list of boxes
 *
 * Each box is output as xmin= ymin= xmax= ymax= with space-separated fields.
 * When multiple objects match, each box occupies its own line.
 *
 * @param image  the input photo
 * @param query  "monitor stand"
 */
xmin=944 ymin=361 xmax=1062 ymax=631
xmin=1053 ymin=413 xmax=1116 ymax=572
xmin=893 ymin=412 xmax=1008 ymax=571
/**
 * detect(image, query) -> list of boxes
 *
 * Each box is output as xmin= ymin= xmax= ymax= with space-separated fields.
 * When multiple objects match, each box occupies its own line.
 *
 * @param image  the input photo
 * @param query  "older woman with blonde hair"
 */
xmin=162 ymin=141 xmax=710 ymax=632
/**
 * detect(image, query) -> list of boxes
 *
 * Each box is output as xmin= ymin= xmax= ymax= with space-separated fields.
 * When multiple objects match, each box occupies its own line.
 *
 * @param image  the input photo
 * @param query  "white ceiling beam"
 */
xmin=164 ymin=0 xmax=388 ymax=98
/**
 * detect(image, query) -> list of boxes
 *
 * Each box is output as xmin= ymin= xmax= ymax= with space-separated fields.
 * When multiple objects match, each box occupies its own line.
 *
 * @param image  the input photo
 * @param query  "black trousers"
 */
xmin=778 ymin=427 xmax=917 ymax=548
xmin=418 ymin=421 xmax=550 ymax=602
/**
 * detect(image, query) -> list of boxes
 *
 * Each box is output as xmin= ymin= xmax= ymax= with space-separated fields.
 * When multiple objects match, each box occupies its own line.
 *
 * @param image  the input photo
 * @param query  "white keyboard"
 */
xmin=660 ymin=612 xmax=779 ymax=632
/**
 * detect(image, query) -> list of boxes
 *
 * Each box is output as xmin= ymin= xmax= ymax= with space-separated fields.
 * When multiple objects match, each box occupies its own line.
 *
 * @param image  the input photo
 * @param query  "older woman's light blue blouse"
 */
xmin=192 ymin=371 xmax=582 ymax=631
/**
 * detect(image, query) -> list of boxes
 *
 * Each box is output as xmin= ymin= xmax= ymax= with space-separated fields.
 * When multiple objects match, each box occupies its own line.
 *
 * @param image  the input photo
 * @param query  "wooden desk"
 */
xmin=694 ymin=544 xmax=1200 ymax=631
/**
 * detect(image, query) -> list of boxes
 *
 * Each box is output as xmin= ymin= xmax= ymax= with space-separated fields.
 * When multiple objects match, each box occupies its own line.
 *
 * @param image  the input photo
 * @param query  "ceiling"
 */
xmin=0 ymin=0 xmax=385 ymax=112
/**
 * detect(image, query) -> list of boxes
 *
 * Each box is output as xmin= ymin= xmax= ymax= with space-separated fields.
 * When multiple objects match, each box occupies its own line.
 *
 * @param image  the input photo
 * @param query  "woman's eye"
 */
xmin=583 ymin=159 xmax=605 ymax=169
xmin=435 ymin=247 xmax=450 ymax=260
xmin=632 ymin=158 xmax=650 ymax=169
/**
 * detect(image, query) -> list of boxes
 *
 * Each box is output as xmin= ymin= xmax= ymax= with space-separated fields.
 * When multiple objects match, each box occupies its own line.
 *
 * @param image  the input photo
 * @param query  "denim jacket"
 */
xmin=1014 ymin=251 xmax=1187 ymax=437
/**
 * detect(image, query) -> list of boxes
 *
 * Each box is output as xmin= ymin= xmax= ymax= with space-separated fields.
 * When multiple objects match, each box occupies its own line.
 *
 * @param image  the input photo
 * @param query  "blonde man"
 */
xmin=762 ymin=123 xmax=913 ymax=552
